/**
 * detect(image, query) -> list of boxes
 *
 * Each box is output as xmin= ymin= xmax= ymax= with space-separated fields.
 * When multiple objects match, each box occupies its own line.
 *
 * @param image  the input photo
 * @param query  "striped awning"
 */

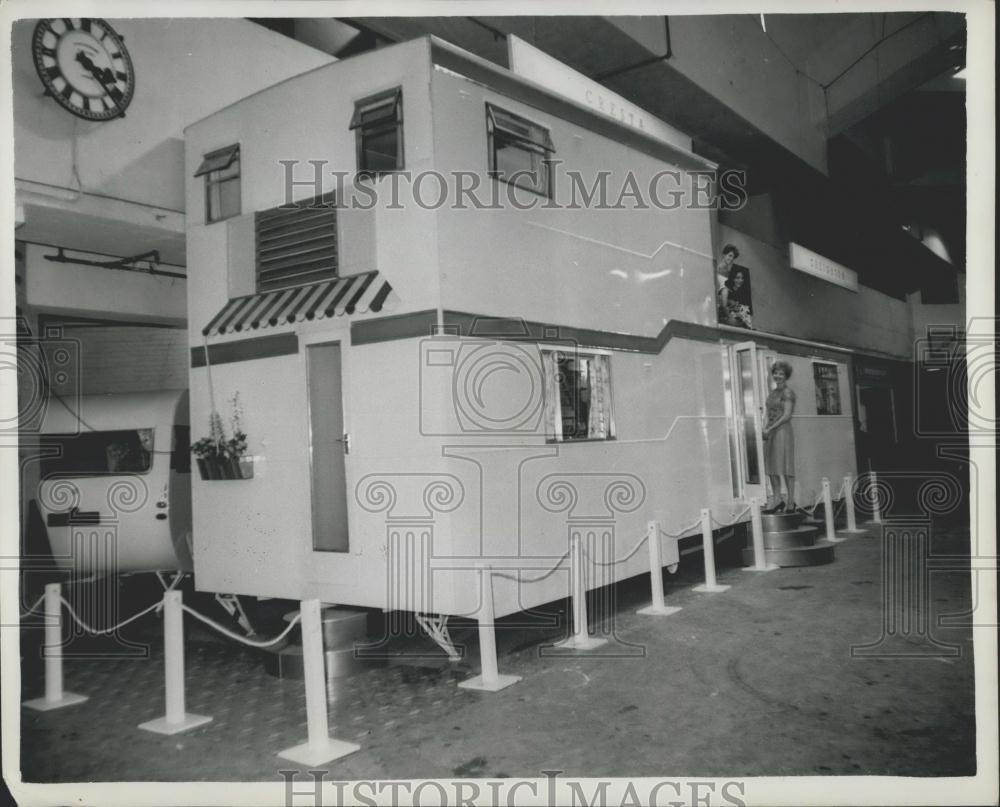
xmin=202 ymin=271 xmax=396 ymax=336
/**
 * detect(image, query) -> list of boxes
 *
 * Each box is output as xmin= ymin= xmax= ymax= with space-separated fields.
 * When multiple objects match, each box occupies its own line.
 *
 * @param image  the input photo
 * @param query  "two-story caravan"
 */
xmin=184 ymin=36 xmax=858 ymax=628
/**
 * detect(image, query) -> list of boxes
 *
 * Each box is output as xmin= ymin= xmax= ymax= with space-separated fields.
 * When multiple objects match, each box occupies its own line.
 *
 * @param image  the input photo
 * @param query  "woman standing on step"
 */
xmin=762 ymin=361 xmax=796 ymax=513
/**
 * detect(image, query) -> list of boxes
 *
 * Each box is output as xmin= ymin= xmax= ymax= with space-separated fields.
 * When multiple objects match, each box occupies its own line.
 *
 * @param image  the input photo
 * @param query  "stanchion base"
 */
xmin=693 ymin=583 xmax=731 ymax=593
xmin=839 ymin=529 xmax=868 ymax=535
xmin=459 ymin=673 xmax=522 ymax=692
xmin=636 ymin=604 xmax=682 ymax=616
xmin=23 ymin=692 xmax=88 ymax=711
xmin=825 ymin=535 xmax=848 ymax=543
xmin=277 ymin=736 xmax=361 ymax=766
xmin=742 ymin=564 xmax=779 ymax=572
xmin=554 ymin=635 xmax=608 ymax=651
xmin=138 ymin=713 xmax=213 ymax=735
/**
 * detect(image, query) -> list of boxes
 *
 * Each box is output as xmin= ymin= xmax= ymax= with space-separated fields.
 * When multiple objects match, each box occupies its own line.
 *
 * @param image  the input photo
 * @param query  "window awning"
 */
xmin=201 ymin=271 xmax=397 ymax=336
xmin=194 ymin=144 xmax=240 ymax=177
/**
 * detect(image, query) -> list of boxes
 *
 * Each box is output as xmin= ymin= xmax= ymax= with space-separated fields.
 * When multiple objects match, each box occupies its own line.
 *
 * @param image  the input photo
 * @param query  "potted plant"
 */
xmin=191 ymin=394 xmax=253 ymax=480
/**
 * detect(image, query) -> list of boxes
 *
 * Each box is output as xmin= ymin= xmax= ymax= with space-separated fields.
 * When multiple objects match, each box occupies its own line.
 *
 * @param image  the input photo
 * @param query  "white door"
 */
xmin=728 ymin=342 xmax=768 ymax=501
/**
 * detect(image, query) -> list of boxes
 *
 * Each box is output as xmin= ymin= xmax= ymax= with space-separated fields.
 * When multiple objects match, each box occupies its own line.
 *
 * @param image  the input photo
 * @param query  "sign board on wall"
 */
xmin=507 ymin=35 xmax=691 ymax=152
xmin=813 ymin=362 xmax=843 ymax=415
xmin=789 ymin=242 xmax=859 ymax=292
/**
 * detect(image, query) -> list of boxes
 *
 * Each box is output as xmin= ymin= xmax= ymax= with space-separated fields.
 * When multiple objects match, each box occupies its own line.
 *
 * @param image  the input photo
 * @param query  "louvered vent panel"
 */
xmin=255 ymin=200 xmax=338 ymax=292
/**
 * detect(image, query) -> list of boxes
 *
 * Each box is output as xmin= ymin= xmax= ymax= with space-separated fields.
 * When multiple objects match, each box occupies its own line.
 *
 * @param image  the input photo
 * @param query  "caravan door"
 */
xmin=728 ymin=342 xmax=768 ymax=501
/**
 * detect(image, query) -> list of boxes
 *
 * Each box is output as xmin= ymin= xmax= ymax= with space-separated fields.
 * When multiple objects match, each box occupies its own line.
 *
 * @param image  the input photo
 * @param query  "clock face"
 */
xmin=32 ymin=18 xmax=135 ymax=121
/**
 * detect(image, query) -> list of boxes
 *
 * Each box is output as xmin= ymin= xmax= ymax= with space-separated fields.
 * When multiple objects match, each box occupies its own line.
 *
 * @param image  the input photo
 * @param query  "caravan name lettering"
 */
xmin=584 ymin=88 xmax=646 ymax=131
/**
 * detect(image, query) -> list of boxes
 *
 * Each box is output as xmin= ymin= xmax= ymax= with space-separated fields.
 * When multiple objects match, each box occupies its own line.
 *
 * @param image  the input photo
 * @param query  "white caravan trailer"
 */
xmin=184 ymin=37 xmax=858 ymax=633
xmin=35 ymin=390 xmax=193 ymax=575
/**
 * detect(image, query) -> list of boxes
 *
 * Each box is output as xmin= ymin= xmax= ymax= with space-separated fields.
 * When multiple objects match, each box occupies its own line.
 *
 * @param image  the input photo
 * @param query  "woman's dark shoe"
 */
xmin=773 ymin=502 xmax=786 ymax=513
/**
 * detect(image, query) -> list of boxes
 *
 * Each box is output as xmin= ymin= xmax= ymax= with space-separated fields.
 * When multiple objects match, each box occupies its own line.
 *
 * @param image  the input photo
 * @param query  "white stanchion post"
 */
xmin=139 ymin=590 xmax=212 ymax=734
xmin=278 ymin=599 xmax=360 ymax=765
xmin=638 ymin=521 xmax=683 ymax=615
xmin=694 ymin=509 xmax=730 ymax=593
xmin=870 ymin=470 xmax=883 ymax=525
xmin=822 ymin=478 xmax=846 ymax=543
xmin=555 ymin=535 xmax=607 ymax=650
xmin=743 ymin=498 xmax=778 ymax=572
xmin=24 ymin=583 xmax=88 ymax=711
xmin=841 ymin=474 xmax=866 ymax=534
xmin=460 ymin=566 xmax=522 ymax=691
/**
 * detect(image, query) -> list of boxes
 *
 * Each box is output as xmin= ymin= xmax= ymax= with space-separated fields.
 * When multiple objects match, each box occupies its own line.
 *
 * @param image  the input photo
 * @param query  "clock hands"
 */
xmin=74 ymin=50 xmax=125 ymax=115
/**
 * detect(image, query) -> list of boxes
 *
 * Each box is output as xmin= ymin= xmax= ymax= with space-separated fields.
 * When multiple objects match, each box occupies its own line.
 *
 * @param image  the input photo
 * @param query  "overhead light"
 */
xmin=952 ymin=67 xmax=966 ymax=79
xmin=760 ymin=14 xmax=766 ymax=33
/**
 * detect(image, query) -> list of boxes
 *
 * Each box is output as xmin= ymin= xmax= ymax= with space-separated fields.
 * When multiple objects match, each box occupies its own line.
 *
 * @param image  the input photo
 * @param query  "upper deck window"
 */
xmin=195 ymin=144 xmax=241 ymax=224
xmin=486 ymin=104 xmax=555 ymax=199
xmin=350 ymin=88 xmax=404 ymax=175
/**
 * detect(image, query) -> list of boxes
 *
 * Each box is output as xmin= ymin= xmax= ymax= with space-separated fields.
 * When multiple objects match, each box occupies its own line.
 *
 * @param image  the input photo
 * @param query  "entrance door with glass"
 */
xmin=726 ymin=342 xmax=775 ymax=501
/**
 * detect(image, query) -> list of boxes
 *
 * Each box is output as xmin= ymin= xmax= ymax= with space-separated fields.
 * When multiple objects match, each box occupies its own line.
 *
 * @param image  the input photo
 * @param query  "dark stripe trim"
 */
xmin=323 ymin=276 xmax=359 ymax=317
xmin=351 ymin=308 xmax=897 ymax=362
xmin=351 ymin=309 xmax=440 ymax=346
xmin=344 ymin=271 xmax=376 ymax=315
xmin=430 ymin=39 xmax=716 ymax=175
xmin=202 ymin=300 xmax=239 ymax=336
xmin=368 ymin=281 xmax=392 ymax=313
xmin=190 ymin=333 xmax=299 ymax=368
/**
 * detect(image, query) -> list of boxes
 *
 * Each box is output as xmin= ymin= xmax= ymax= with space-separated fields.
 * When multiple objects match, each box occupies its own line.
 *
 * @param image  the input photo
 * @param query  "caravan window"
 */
xmin=195 ymin=144 xmax=241 ymax=224
xmin=542 ymin=351 xmax=615 ymax=442
xmin=40 ymin=429 xmax=154 ymax=477
xmin=486 ymin=104 xmax=555 ymax=198
xmin=350 ymin=88 xmax=404 ymax=176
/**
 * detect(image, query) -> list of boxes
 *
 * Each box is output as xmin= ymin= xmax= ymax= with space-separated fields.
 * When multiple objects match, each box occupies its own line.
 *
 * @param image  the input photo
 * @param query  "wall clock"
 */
xmin=32 ymin=18 xmax=135 ymax=121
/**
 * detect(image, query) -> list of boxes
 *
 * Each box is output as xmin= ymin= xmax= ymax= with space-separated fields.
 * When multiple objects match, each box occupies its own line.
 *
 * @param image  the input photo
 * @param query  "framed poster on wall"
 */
xmin=813 ymin=362 xmax=842 ymax=415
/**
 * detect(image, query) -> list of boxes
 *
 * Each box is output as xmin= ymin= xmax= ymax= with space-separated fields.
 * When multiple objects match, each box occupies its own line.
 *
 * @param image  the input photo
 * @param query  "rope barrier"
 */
xmin=494 ymin=503 xmax=754 ymax=581
xmin=680 ymin=528 xmax=734 ymax=557
xmin=579 ymin=532 xmax=648 ymax=566
xmin=181 ymin=604 xmax=302 ymax=648
xmin=20 ymin=593 xmax=47 ymax=620
xmin=59 ymin=596 xmax=161 ymax=635
xmin=710 ymin=504 xmax=751 ymax=528
xmin=491 ymin=549 xmax=571 ymax=583
xmin=659 ymin=516 xmax=703 ymax=539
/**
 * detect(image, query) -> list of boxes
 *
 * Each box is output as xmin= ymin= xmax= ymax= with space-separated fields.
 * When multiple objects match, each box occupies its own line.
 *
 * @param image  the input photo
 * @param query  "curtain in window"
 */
xmin=587 ymin=354 xmax=614 ymax=439
xmin=543 ymin=351 xmax=563 ymax=442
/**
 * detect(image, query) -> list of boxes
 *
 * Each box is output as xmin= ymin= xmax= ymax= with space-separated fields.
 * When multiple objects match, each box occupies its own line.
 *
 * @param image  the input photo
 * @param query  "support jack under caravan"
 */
xmin=415 ymin=613 xmax=461 ymax=661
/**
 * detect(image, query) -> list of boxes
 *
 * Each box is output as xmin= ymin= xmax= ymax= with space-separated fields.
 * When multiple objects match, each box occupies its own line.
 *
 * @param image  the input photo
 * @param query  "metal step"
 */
xmin=742 ymin=540 xmax=837 ymax=568
xmin=762 ymin=525 xmax=820 ymax=549
xmin=262 ymin=644 xmax=365 ymax=681
xmin=760 ymin=511 xmax=806 ymax=532
xmin=265 ymin=606 xmax=370 ymax=681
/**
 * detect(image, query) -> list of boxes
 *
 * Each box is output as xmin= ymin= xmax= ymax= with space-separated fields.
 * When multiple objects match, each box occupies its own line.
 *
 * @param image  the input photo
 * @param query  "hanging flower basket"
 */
xmin=195 ymin=455 xmax=254 ymax=481
xmin=192 ymin=393 xmax=254 ymax=481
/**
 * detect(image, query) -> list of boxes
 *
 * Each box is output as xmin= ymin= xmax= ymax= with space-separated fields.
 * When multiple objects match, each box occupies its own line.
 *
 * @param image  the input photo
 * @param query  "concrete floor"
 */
xmin=17 ymin=518 xmax=977 ymax=783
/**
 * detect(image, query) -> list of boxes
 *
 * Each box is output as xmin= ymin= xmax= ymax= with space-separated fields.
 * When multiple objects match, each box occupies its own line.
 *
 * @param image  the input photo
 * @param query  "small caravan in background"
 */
xmin=35 ymin=390 xmax=193 ymax=575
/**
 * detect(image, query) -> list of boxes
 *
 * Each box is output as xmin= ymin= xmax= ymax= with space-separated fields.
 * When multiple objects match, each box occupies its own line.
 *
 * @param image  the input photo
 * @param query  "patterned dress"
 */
xmin=764 ymin=386 xmax=795 ymax=475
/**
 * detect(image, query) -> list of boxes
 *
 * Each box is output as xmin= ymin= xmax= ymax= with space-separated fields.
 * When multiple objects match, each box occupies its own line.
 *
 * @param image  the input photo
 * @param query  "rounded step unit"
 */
xmin=741 ymin=540 xmax=836 ymax=568
xmin=763 ymin=525 xmax=820 ymax=549
xmin=760 ymin=511 xmax=806 ymax=532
